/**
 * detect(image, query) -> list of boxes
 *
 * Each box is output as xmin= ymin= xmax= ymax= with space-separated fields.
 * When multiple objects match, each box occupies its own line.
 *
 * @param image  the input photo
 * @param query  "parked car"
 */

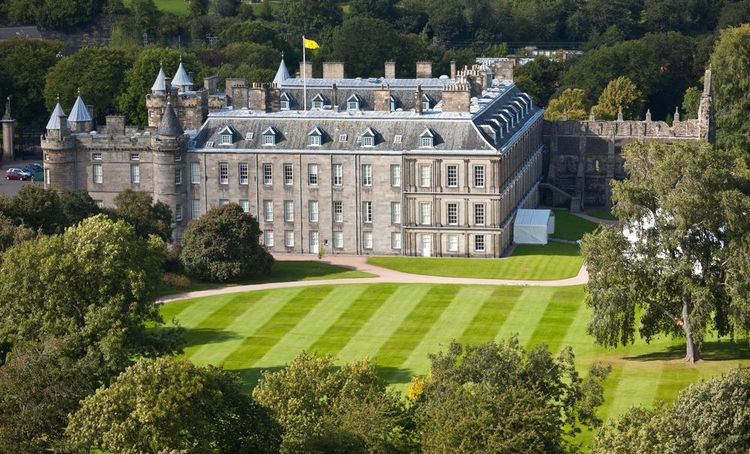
xmin=5 ymin=168 xmax=32 ymax=181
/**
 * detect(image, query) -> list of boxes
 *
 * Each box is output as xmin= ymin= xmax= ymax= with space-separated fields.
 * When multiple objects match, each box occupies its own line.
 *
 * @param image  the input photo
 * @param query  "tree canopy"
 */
xmin=108 ymin=189 xmax=173 ymax=241
xmin=710 ymin=24 xmax=750 ymax=147
xmin=545 ymin=88 xmax=588 ymax=121
xmin=582 ymin=141 xmax=750 ymax=362
xmin=593 ymin=76 xmax=643 ymax=120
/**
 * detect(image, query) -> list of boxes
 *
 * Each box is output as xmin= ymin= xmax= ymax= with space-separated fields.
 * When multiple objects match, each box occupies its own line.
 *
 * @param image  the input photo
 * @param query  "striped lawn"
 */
xmin=160 ymin=283 xmax=750 ymax=444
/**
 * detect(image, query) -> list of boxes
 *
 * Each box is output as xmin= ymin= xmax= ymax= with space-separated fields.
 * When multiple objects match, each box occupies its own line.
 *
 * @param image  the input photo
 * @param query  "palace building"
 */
xmin=41 ymin=57 xmax=546 ymax=257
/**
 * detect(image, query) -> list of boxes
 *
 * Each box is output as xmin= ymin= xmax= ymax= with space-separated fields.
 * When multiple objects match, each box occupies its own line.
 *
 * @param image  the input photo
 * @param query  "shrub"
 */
xmin=162 ymin=272 xmax=191 ymax=288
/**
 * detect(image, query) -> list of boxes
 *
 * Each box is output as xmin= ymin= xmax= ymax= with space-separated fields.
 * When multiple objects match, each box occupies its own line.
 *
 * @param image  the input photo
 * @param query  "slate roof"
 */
xmin=171 ymin=61 xmax=193 ymax=88
xmin=46 ymin=102 xmax=69 ymax=130
xmin=273 ymin=58 xmax=290 ymax=85
xmin=151 ymin=66 xmax=167 ymax=92
xmin=158 ymin=102 xmax=184 ymax=136
xmin=69 ymin=95 xmax=92 ymax=123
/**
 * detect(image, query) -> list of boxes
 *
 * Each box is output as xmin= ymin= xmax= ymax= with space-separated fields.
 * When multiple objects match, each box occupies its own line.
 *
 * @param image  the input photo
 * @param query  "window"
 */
xmin=391 ymin=202 xmax=401 ymax=224
xmin=280 ymin=93 xmax=292 ymax=110
xmin=285 ymin=230 xmax=295 ymax=248
xmin=219 ymin=162 xmax=229 ymax=184
xmin=239 ymin=163 xmax=248 ymax=185
xmin=332 ymin=164 xmax=342 ymax=186
xmin=391 ymin=232 xmax=402 ymax=250
xmin=447 ymin=234 xmax=459 ymax=252
xmin=363 ymin=231 xmax=373 ymax=249
xmin=175 ymin=204 xmax=183 ymax=222
xmin=362 ymin=201 xmax=372 ymax=223
xmin=245 ymin=132 xmax=254 ymax=141
xmin=474 ymin=204 xmax=485 ymax=226
xmin=191 ymin=162 xmax=200 ymax=184
xmin=309 ymin=231 xmax=319 ymax=252
xmin=130 ymin=153 xmax=140 ymax=161
xmin=191 ymin=199 xmax=201 ymax=218
xmin=474 ymin=165 xmax=485 ymax=188
xmin=94 ymin=200 xmax=103 ymax=209
xmin=420 ymin=203 xmax=431 ymax=225
xmin=307 ymin=134 xmax=321 ymax=146
xmin=361 ymin=164 xmax=372 ymax=186
xmin=338 ymin=134 xmax=348 ymax=142
xmin=239 ymin=200 xmax=249 ymax=213
xmin=333 ymin=231 xmax=343 ymax=249
xmin=390 ymin=97 xmax=397 ymax=112
xmin=175 ymin=155 xmax=182 ymax=162
xmin=390 ymin=165 xmax=401 ymax=187
xmin=206 ymin=141 xmax=215 ymax=147
xmin=419 ymin=165 xmax=431 ymax=187
xmin=264 ymin=231 xmax=274 ymax=247
xmin=263 ymin=163 xmax=273 ymax=185
xmin=93 ymin=164 xmax=102 ymax=184
xmin=419 ymin=136 xmax=433 ymax=148
xmin=361 ymin=136 xmax=374 ymax=147
xmin=280 ymin=100 xmax=290 ymax=110
xmin=91 ymin=152 xmax=102 ymax=160
xmin=263 ymin=132 xmax=276 ymax=145
xmin=45 ymin=169 xmax=50 ymax=185
xmin=347 ymin=94 xmax=360 ymax=110
xmin=447 ymin=203 xmax=458 ymax=225
xmin=312 ymin=94 xmax=325 ymax=109
xmin=174 ymin=167 xmax=182 ymax=186
xmin=220 ymin=133 xmax=232 ymax=145
xmin=309 ymin=200 xmax=319 ymax=223
xmin=263 ymin=200 xmax=273 ymax=222
xmin=447 ymin=165 xmax=458 ymax=187
xmin=308 ymin=164 xmax=318 ymax=185
xmin=333 ymin=201 xmax=343 ymax=223
xmin=130 ymin=164 xmax=140 ymax=184
xmin=284 ymin=200 xmax=294 ymax=222
xmin=284 ymin=163 xmax=293 ymax=185
xmin=219 ymin=199 xmax=229 ymax=206
xmin=474 ymin=235 xmax=485 ymax=252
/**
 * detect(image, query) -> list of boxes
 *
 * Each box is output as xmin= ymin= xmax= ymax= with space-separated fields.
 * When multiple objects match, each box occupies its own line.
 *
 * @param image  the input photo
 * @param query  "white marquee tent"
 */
xmin=513 ymin=209 xmax=555 ymax=245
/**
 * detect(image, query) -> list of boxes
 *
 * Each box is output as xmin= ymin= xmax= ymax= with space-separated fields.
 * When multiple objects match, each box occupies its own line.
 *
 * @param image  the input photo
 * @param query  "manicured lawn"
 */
xmin=158 ymin=260 xmax=375 ymax=296
xmin=587 ymin=209 xmax=618 ymax=221
xmin=160 ymin=283 xmax=750 ymax=448
xmin=551 ymin=209 xmax=599 ymax=240
xmin=124 ymin=0 xmax=189 ymax=15
xmin=367 ymin=242 xmax=583 ymax=280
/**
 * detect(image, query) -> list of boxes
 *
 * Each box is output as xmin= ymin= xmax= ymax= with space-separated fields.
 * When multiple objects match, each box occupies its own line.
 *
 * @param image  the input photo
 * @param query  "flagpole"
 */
xmin=302 ymin=35 xmax=307 ymax=111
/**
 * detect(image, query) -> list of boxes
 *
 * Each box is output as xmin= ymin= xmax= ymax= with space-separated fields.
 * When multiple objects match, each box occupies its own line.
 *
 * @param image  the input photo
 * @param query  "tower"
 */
xmin=698 ymin=68 xmax=715 ymax=144
xmin=41 ymin=98 xmax=75 ymax=191
xmin=151 ymin=99 xmax=187 ymax=240
xmin=1 ymin=96 xmax=16 ymax=162
xmin=68 ymin=90 xmax=94 ymax=133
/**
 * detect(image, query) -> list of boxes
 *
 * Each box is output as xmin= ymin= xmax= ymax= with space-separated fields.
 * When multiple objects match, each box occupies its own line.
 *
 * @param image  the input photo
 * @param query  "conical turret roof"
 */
xmin=171 ymin=59 xmax=193 ymax=89
xmin=273 ymin=57 xmax=290 ymax=85
xmin=151 ymin=65 xmax=167 ymax=92
xmin=69 ymin=95 xmax=92 ymax=123
xmin=46 ymin=101 xmax=69 ymax=130
xmin=158 ymin=101 xmax=183 ymax=137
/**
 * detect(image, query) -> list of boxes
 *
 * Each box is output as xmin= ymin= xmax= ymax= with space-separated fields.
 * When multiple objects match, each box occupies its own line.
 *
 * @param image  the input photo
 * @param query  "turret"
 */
xmin=42 ymin=97 xmax=75 ymax=191
xmin=151 ymin=64 xmax=168 ymax=94
xmin=171 ymin=56 xmax=193 ymax=93
xmin=273 ymin=55 xmax=290 ymax=86
xmin=1 ymin=96 xmax=16 ymax=162
xmin=68 ymin=90 xmax=94 ymax=133
xmin=152 ymin=99 xmax=187 ymax=241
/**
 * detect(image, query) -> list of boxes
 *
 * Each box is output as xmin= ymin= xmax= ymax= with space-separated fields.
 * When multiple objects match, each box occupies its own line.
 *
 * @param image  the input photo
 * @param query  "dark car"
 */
xmin=5 ymin=168 xmax=32 ymax=181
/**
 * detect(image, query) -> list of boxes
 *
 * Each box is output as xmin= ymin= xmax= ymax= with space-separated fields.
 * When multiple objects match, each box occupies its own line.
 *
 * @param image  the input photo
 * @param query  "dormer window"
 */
xmin=220 ymin=133 xmax=232 ymax=145
xmin=389 ymin=95 xmax=398 ymax=112
xmin=262 ymin=126 xmax=277 ymax=146
xmin=347 ymin=94 xmax=362 ymax=111
xmin=359 ymin=128 xmax=377 ymax=147
xmin=280 ymin=92 xmax=293 ymax=110
xmin=307 ymin=127 xmax=324 ymax=146
xmin=422 ymin=93 xmax=432 ymax=111
xmin=311 ymin=93 xmax=326 ymax=109
xmin=419 ymin=128 xmax=435 ymax=148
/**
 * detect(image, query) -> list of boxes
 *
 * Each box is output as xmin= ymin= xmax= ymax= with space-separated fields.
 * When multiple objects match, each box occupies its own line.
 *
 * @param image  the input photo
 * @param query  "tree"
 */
xmin=710 ymin=24 xmax=750 ymax=147
xmin=189 ymin=0 xmax=209 ymax=16
xmin=181 ymin=204 xmax=273 ymax=282
xmin=514 ymin=56 xmax=564 ymax=107
xmin=44 ymin=47 xmax=134 ymax=123
xmin=0 ymin=214 xmax=34 ymax=253
xmin=642 ymin=0 xmax=718 ymax=35
xmin=60 ymin=189 xmax=99 ymax=226
xmin=4 ymin=0 xmax=105 ymax=30
xmin=332 ymin=17 xmax=402 ymax=77
xmin=108 ymin=189 xmax=173 ymax=241
xmin=544 ymin=87 xmax=588 ymax=121
xmin=66 ymin=357 xmax=281 ymax=453
xmin=0 ymin=337 xmax=101 ymax=452
xmin=253 ymin=353 xmax=411 ymax=452
xmin=681 ymin=86 xmax=701 ymax=119
xmin=565 ymin=0 xmax=643 ymax=43
xmin=414 ymin=338 xmax=610 ymax=453
xmin=277 ymin=0 xmax=343 ymax=34
xmin=349 ymin=0 xmax=397 ymax=21
xmin=592 ymin=368 xmax=750 ymax=453
xmin=9 ymin=184 xmax=66 ymax=234
xmin=582 ymin=141 xmax=750 ymax=363
xmin=593 ymin=76 xmax=642 ymax=120
xmin=0 ymin=215 xmax=166 ymax=375
xmin=127 ymin=0 xmax=161 ymax=36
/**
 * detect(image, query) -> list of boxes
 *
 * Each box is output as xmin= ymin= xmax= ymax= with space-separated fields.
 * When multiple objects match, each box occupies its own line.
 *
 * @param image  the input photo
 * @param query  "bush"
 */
xmin=180 ymin=204 xmax=273 ymax=282
xmin=163 ymin=272 xmax=191 ymax=289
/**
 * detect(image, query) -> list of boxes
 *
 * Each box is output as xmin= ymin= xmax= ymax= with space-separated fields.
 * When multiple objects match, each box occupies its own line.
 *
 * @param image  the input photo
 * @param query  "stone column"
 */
xmin=1 ymin=97 xmax=16 ymax=162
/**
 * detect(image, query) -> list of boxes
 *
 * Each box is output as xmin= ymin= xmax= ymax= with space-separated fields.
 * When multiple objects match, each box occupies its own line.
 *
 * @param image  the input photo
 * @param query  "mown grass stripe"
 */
xmin=495 ymin=287 xmax=556 ymax=346
xmin=309 ymin=284 xmax=399 ymax=356
xmin=401 ymin=286 xmax=496 ymax=375
xmin=187 ymin=288 xmax=302 ymax=366
xmin=604 ymin=363 xmax=664 ymax=420
xmin=527 ymin=287 xmax=582 ymax=353
xmin=253 ymin=285 xmax=367 ymax=367
xmin=459 ymin=286 xmax=524 ymax=346
xmin=375 ymin=285 xmax=459 ymax=382
xmin=163 ymin=294 xmax=237 ymax=327
xmin=221 ymin=286 xmax=334 ymax=370
xmin=336 ymin=285 xmax=432 ymax=364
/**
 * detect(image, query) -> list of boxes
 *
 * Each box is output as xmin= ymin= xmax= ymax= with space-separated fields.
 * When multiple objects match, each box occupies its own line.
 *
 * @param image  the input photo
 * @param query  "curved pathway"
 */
xmin=157 ymin=254 xmax=589 ymax=304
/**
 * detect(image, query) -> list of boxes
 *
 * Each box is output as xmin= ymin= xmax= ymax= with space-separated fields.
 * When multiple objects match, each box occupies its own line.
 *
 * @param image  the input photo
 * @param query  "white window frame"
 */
xmin=130 ymin=164 xmax=140 ymax=185
xmin=308 ymin=164 xmax=318 ymax=185
xmin=474 ymin=234 xmax=486 ymax=252
xmin=263 ymin=200 xmax=273 ymax=222
xmin=338 ymin=134 xmax=348 ymax=142
xmin=191 ymin=199 xmax=201 ymax=218
xmin=363 ymin=231 xmax=373 ymax=250
xmin=390 ymin=164 xmax=401 ymax=187
xmin=307 ymin=134 xmax=321 ymax=146
xmin=285 ymin=230 xmax=295 ymax=248
xmin=420 ymin=202 xmax=431 ymax=226
xmin=219 ymin=162 xmax=229 ymax=185
xmin=309 ymin=200 xmax=319 ymax=223
xmin=391 ymin=201 xmax=401 ymax=224
xmin=309 ymin=231 xmax=319 ymax=252
xmin=447 ymin=165 xmax=458 ymax=187
xmin=333 ymin=201 xmax=343 ymax=223
xmin=447 ymin=234 xmax=459 ymax=252
xmin=93 ymin=164 xmax=102 ymax=184
xmin=419 ymin=165 xmax=431 ymax=188
xmin=91 ymin=152 xmax=102 ymax=160
xmin=239 ymin=163 xmax=249 ymax=185
xmin=474 ymin=165 xmax=485 ymax=188
xmin=239 ymin=200 xmax=250 ymax=213
xmin=220 ymin=133 xmax=232 ymax=145
xmin=263 ymin=163 xmax=273 ymax=185
xmin=362 ymin=164 xmax=372 ymax=186
xmin=361 ymin=136 xmax=374 ymax=147
xmin=191 ymin=162 xmax=200 ymax=184
xmin=265 ymin=230 xmax=274 ymax=247
xmin=391 ymin=232 xmax=402 ymax=250
xmin=284 ymin=163 xmax=293 ymax=186
xmin=284 ymin=200 xmax=294 ymax=222
xmin=419 ymin=136 xmax=433 ymax=148
xmin=332 ymin=164 xmax=343 ymax=186
xmin=447 ymin=203 xmax=458 ymax=225
xmin=175 ymin=204 xmax=183 ymax=222
xmin=174 ymin=167 xmax=182 ymax=186
xmin=362 ymin=201 xmax=373 ymax=223
xmin=333 ymin=231 xmax=343 ymax=249
xmin=130 ymin=153 xmax=140 ymax=161
xmin=263 ymin=133 xmax=276 ymax=146
xmin=474 ymin=203 xmax=485 ymax=226
xmin=393 ymin=134 xmax=403 ymax=144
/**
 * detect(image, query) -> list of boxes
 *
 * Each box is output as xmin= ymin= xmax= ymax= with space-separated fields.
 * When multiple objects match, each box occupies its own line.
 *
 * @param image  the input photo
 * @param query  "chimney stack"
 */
xmin=106 ymin=115 xmax=126 ymax=136
xmin=204 ymin=75 xmax=217 ymax=95
xmin=323 ymin=61 xmax=344 ymax=79
xmin=374 ymin=84 xmax=391 ymax=111
xmin=416 ymin=61 xmax=432 ymax=78
xmin=299 ymin=61 xmax=313 ymax=79
xmin=415 ymin=84 xmax=423 ymax=115
xmin=450 ymin=60 xmax=457 ymax=80
xmin=442 ymin=82 xmax=470 ymax=112
xmin=385 ymin=60 xmax=396 ymax=79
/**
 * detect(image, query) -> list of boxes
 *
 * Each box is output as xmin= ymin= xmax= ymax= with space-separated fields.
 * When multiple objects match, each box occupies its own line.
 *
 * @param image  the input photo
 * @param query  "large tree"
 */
xmin=514 ymin=56 xmax=565 ymax=107
xmin=413 ymin=338 xmax=610 ymax=452
xmin=66 ymin=357 xmax=281 ymax=453
xmin=108 ymin=189 xmax=173 ymax=241
xmin=8 ymin=184 xmax=66 ymax=234
xmin=277 ymin=0 xmax=343 ymax=35
xmin=582 ymin=141 xmax=750 ymax=363
xmin=545 ymin=87 xmax=588 ymax=121
xmin=181 ymin=204 xmax=272 ymax=282
xmin=253 ymin=353 xmax=412 ymax=452
xmin=593 ymin=76 xmax=643 ymax=120
xmin=332 ymin=17 xmax=403 ymax=77
xmin=710 ymin=24 xmax=750 ymax=147
xmin=592 ymin=368 xmax=750 ymax=453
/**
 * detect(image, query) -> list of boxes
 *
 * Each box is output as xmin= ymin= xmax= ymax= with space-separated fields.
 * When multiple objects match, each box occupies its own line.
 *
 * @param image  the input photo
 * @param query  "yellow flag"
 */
xmin=303 ymin=38 xmax=320 ymax=50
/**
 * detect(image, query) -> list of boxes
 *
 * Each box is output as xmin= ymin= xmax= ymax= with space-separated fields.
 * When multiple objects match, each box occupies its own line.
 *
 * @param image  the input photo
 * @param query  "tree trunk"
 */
xmin=682 ymin=296 xmax=700 ymax=363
